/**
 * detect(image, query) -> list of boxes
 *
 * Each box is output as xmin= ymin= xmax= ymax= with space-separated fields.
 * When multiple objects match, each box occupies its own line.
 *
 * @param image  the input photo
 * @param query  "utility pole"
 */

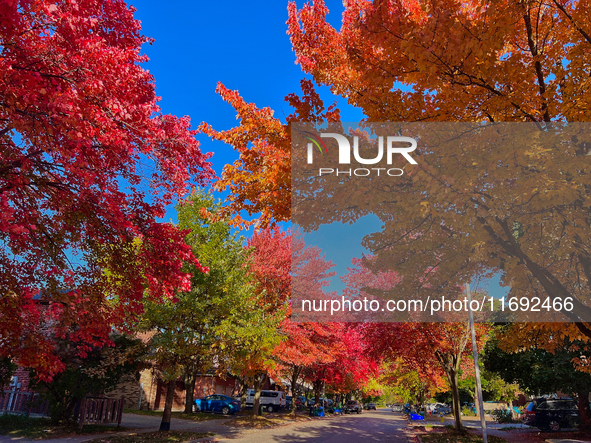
xmin=467 ymin=283 xmax=488 ymax=443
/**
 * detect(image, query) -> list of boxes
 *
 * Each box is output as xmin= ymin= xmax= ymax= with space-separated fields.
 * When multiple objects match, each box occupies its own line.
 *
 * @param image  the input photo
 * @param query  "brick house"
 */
xmin=105 ymin=369 xmax=242 ymax=411
xmin=4 ymin=362 xmax=243 ymax=412
xmin=2 ymin=309 xmax=261 ymax=412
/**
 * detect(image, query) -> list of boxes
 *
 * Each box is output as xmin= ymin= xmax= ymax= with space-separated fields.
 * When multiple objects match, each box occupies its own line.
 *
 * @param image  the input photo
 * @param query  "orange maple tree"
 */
xmin=287 ymin=0 xmax=591 ymax=122
xmin=203 ymin=1 xmax=591 ymax=334
xmin=365 ymin=321 xmax=489 ymax=430
xmin=200 ymin=80 xmax=339 ymax=227
xmin=284 ymin=0 xmax=591 ymax=335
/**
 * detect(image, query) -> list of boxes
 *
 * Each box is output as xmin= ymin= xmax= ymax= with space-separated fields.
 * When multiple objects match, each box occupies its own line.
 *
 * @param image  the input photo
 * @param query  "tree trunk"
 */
xmin=160 ymin=379 xmax=176 ymax=431
xmin=313 ymin=379 xmax=323 ymax=405
xmin=184 ymin=371 xmax=196 ymax=414
xmin=449 ymin=369 xmax=463 ymax=431
xmin=578 ymin=390 xmax=591 ymax=431
xmin=415 ymin=382 xmax=427 ymax=413
xmin=433 ymin=333 xmax=468 ymax=433
xmin=253 ymin=373 xmax=265 ymax=416
xmin=290 ymin=366 xmax=301 ymax=415
xmin=240 ymin=377 xmax=249 ymax=411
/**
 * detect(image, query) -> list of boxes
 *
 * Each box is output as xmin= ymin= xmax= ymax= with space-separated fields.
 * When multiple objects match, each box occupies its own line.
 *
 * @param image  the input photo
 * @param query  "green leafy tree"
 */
xmin=484 ymin=335 xmax=591 ymax=429
xmin=227 ymin=305 xmax=284 ymax=416
xmin=140 ymin=191 xmax=279 ymax=426
xmin=457 ymin=362 xmax=520 ymax=416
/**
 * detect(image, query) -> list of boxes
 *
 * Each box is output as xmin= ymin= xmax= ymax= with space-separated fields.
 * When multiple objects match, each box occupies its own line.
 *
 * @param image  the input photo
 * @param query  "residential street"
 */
xmin=0 ymin=409 xmax=415 ymax=443
xmin=215 ymin=410 xmax=414 ymax=443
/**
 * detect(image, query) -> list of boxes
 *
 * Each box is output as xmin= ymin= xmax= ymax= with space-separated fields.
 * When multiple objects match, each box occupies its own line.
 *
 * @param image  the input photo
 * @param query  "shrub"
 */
xmin=490 ymin=409 xmax=517 ymax=423
xmin=461 ymin=406 xmax=476 ymax=417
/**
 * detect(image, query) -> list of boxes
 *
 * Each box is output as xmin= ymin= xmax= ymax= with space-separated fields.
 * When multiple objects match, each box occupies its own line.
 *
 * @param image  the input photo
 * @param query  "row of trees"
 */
xmin=4 ymin=0 xmax=591 ymax=435
xmin=198 ymin=0 xmax=591 ymax=432
xmin=369 ymin=322 xmax=591 ymax=432
xmin=143 ymin=192 xmax=384 ymax=427
xmin=11 ymin=189 xmax=381 ymax=425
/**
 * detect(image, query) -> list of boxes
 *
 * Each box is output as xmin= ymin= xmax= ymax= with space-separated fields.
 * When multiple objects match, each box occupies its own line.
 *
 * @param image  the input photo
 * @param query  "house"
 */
xmin=106 ymin=369 xmax=242 ymax=410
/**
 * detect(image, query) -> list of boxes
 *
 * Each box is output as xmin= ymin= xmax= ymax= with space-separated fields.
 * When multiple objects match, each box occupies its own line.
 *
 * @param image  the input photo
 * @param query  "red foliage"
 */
xmin=303 ymin=323 xmax=380 ymax=394
xmin=247 ymin=227 xmax=292 ymax=309
xmin=0 ymin=0 xmax=213 ymax=379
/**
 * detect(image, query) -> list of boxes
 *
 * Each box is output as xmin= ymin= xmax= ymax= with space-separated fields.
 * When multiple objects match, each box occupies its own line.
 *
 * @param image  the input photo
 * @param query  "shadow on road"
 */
xmin=244 ymin=411 xmax=412 ymax=443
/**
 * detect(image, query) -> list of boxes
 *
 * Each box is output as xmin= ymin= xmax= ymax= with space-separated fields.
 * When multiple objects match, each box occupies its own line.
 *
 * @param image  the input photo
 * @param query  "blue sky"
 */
xmin=131 ymin=0 xmax=509 ymax=298
xmin=132 ymin=0 xmax=363 ymax=183
xmin=131 ymin=0 xmax=369 ymax=290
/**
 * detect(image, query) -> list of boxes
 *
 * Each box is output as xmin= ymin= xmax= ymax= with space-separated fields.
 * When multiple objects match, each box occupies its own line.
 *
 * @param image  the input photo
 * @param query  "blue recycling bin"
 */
xmin=410 ymin=413 xmax=424 ymax=420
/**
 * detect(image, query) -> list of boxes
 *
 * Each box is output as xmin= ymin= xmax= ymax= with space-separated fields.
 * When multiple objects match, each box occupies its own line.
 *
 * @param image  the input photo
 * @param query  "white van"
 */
xmin=246 ymin=389 xmax=286 ymax=412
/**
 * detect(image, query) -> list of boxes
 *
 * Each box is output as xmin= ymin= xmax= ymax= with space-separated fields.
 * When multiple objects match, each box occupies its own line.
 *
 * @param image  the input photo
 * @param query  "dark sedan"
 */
xmin=194 ymin=394 xmax=241 ymax=415
xmin=523 ymin=398 xmax=579 ymax=431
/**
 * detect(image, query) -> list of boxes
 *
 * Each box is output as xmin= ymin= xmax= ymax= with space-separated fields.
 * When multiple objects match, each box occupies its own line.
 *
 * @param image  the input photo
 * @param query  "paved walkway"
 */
xmin=545 ymin=440 xmax=591 ymax=443
xmin=0 ymin=413 xmax=236 ymax=442
xmin=411 ymin=419 xmax=533 ymax=430
xmin=410 ymin=414 xmax=544 ymax=443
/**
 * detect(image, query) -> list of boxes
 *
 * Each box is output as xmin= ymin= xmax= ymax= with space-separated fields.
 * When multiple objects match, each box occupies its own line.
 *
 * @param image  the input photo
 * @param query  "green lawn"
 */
xmin=123 ymin=409 xmax=227 ymax=421
xmin=0 ymin=414 xmax=128 ymax=440
xmin=86 ymin=431 xmax=213 ymax=443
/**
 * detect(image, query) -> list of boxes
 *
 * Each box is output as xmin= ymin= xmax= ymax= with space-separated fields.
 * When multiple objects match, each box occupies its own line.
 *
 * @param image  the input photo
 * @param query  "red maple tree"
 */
xmin=303 ymin=323 xmax=379 ymax=402
xmin=0 ymin=0 xmax=213 ymax=379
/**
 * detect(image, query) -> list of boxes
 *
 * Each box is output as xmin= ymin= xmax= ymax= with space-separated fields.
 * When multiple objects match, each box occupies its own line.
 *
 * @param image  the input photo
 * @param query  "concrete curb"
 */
xmin=545 ymin=440 xmax=591 ymax=443
xmin=406 ymin=415 xmax=423 ymax=443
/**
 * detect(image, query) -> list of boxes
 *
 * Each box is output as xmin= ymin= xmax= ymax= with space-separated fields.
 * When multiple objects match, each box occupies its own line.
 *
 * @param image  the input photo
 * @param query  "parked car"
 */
xmin=345 ymin=400 xmax=363 ymax=414
xmin=286 ymin=395 xmax=305 ymax=409
xmin=295 ymin=396 xmax=306 ymax=409
xmin=366 ymin=403 xmax=377 ymax=410
xmin=285 ymin=395 xmax=306 ymax=410
xmin=434 ymin=404 xmax=452 ymax=415
xmin=523 ymin=398 xmax=580 ymax=431
xmin=391 ymin=403 xmax=403 ymax=412
xmin=194 ymin=394 xmax=241 ymax=415
xmin=425 ymin=403 xmax=439 ymax=414
xmin=245 ymin=389 xmax=286 ymax=413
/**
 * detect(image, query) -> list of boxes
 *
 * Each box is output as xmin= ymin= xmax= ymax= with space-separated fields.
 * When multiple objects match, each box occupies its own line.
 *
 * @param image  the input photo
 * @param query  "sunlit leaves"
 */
xmin=0 ymin=0 xmax=213 ymax=379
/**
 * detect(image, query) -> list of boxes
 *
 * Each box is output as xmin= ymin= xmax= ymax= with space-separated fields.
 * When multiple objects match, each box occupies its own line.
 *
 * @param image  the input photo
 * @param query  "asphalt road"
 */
xmin=0 ymin=409 xmax=413 ymax=443
xmin=216 ymin=409 xmax=414 ymax=443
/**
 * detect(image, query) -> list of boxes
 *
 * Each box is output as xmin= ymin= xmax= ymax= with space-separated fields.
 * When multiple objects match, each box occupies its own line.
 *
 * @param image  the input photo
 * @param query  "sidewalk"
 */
xmin=545 ymin=440 xmax=591 ymax=443
xmin=409 ymin=414 xmax=533 ymax=430
xmin=0 ymin=413 xmax=239 ymax=443
xmin=409 ymin=415 xmax=541 ymax=443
